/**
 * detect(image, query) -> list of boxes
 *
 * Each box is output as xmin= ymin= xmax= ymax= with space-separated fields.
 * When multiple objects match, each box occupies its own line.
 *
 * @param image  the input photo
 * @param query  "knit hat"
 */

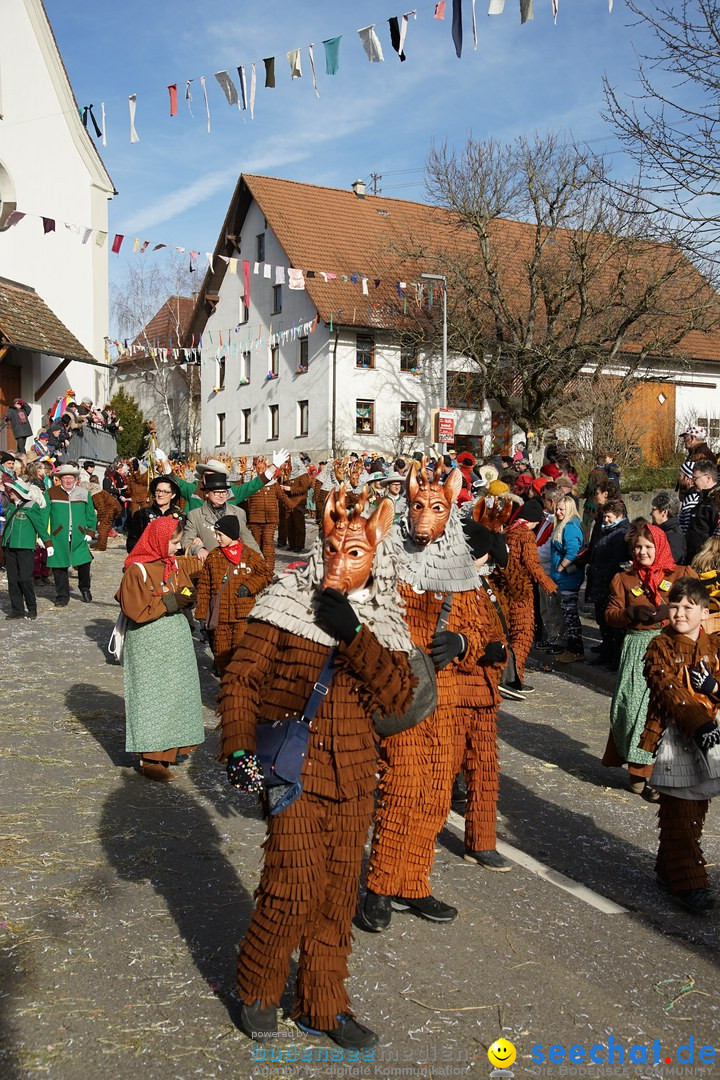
xmin=214 ymin=515 xmax=240 ymax=540
xmin=514 ymin=501 xmax=544 ymax=524
xmin=487 ymin=479 xmax=510 ymax=496
xmin=680 ymin=460 xmax=696 ymax=480
xmin=456 ymin=451 xmax=476 ymax=468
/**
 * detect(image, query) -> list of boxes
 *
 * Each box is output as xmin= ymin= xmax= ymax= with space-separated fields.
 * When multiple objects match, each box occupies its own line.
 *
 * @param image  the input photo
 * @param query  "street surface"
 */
xmin=1 ymin=529 xmax=718 ymax=1080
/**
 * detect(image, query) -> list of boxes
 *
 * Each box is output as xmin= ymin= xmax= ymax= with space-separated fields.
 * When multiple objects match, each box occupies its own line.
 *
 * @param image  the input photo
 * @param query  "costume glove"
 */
xmin=628 ymin=605 xmax=657 ymax=625
xmin=226 ymin=750 xmax=264 ymax=793
xmin=316 ymin=587 xmax=361 ymax=644
xmin=431 ymin=630 xmax=467 ymax=670
xmin=689 ymin=660 xmax=719 ymax=697
xmin=271 ymin=448 xmax=289 ymax=470
xmin=236 ymin=584 xmax=251 ymax=598
xmin=693 ymin=721 xmax=720 ymax=755
xmin=654 ymin=603 xmax=670 ymax=622
xmin=480 ymin=640 xmax=507 ymax=665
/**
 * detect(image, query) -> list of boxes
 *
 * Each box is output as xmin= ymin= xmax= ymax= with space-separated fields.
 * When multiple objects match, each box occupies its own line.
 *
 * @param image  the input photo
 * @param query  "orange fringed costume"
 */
xmin=91 ymin=489 xmax=122 ymax=551
xmin=505 ymin=524 xmax=557 ymax=681
xmin=194 ymin=545 xmax=273 ymax=674
xmin=246 ymin=472 xmax=280 ymax=572
xmin=641 ymin=627 xmax=720 ymax=894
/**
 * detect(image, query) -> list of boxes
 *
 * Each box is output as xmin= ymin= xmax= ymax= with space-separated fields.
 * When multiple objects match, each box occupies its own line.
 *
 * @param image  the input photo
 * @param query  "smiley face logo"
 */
xmin=488 ymin=1039 xmax=517 ymax=1069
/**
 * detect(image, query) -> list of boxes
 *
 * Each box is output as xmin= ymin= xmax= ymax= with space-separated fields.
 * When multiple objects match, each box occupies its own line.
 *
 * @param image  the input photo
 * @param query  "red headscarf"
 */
xmin=631 ymin=523 xmax=675 ymax=605
xmin=124 ymin=515 xmax=181 ymax=583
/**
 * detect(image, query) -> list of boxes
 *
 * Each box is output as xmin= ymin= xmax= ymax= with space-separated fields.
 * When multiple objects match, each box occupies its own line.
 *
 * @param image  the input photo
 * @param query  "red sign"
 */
xmin=438 ymin=409 xmax=455 ymax=441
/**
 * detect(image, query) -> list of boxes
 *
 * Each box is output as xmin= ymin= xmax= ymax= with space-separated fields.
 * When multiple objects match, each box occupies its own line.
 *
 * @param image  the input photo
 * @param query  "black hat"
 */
xmin=0 ymin=451 xmax=15 ymax=464
xmin=83 ymin=460 xmax=96 ymax=470
xmin=150 ymin=474 xmax=180 ymax=498
xmin=514 ymin=501 xmax=544 ymax=525
xmin=214 ymin=515 xmax=240 ymax=540
xmin=463 ymin=519 xmax=509 ymax=569
xmin=203 ymin=471 xmax=231 ymax=492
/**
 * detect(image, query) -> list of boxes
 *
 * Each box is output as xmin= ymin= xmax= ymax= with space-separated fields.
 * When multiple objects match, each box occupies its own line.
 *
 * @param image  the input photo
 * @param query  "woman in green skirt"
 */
xmin=602 ymin=521 xmax=695 ymax=801
xmin=116 ymin=515 xmax=204 ymax=782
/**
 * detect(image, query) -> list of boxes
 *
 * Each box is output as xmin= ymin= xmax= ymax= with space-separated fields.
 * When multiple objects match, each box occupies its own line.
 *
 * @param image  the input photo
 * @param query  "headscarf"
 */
xmin=631 ymin=523 xmax=675 ymax=606
xmin=124 ymin=515 xmax=181 ymax=583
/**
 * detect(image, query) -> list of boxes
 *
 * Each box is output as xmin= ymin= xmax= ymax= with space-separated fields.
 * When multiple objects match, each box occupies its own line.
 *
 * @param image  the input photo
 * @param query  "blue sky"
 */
xmin=46 ymin=0 xmax=657 ymax=296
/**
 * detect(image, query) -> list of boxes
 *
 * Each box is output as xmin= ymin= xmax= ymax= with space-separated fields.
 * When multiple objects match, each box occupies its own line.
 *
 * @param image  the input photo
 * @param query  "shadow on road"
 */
xmin=65 ymin=682 xmax=134 ymax=767
xmin=498 ymin=709 xmax=616 ymax=789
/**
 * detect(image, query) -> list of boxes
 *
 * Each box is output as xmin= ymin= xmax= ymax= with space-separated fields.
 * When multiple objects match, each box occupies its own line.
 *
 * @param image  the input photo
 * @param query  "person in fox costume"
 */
xmin=219 ymin=486 xmax=415 ymax=1050
xmin=502 ymin=501 xmax=557 ymax=694
xmin=361 ymin=460 xmax=499 ymax=933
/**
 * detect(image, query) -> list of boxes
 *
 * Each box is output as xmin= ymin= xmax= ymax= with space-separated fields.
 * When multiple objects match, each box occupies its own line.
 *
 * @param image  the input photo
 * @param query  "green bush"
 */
xmin=110 ymin=387 xmax=146 ymax=459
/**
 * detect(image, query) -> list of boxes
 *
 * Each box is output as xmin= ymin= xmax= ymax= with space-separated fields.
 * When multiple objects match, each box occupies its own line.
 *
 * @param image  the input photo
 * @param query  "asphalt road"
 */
xmin=1 ymin=531 xmax=718 ymax=1080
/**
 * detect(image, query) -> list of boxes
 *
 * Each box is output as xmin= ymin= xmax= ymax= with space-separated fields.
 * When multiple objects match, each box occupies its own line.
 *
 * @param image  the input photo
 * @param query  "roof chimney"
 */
xmin=351 ymin=178 xmax=366 ymax=198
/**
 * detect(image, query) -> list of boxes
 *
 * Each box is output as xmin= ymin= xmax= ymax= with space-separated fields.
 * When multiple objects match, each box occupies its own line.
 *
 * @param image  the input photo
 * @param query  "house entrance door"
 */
xmin=0 ymin=360 xmax=22 ymax=451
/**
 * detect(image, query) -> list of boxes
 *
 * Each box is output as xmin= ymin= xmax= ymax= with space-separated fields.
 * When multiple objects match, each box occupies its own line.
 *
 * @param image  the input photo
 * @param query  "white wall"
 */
xmin=0 ymin=0 xmax=113 ymax=362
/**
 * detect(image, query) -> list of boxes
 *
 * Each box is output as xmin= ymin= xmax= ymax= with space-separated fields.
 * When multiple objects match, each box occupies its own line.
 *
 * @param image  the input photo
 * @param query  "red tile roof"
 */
xmin=187 ymin=174 xmax=720 ymax=363
xmin=116 ymin=296 xmax=195 ymax=365
xmin=0 ymin=278 xmax=96 ymax=363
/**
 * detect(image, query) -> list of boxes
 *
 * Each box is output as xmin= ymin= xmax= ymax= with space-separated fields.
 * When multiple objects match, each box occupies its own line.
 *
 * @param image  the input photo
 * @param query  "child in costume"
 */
xmin=641 ymin=577 xmax=720 ymax=913
xmin=219 ymin=486 xmax=415 ymax=1049
xmin=194 ymin=515 xmax=272 ymax=674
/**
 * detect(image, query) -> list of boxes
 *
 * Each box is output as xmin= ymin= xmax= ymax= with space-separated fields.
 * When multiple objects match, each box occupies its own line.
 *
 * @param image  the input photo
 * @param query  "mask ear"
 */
xmin=365 ymin=497 xmax=395 ymax=548
xmin=323 ymin=488 xmax=338 ymax=538
xmin=473 ymin=496 xmax=487 ymax=523
xmin=444 ymin=467 xmax=463 ymax=504
xmin=406 ymin=464 xmax=420 ymax=502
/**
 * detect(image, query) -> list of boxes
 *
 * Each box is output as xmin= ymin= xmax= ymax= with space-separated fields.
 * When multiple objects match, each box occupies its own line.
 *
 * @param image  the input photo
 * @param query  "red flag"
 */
xmin=243 ymin=260 xmax=251 ymax=306
xmin=112 ymin=233 xmax=124 ymax=253
xmin=435 ymin=1 xmax=446 ymax=16
xmin=168 ymin=84 xmax=178 ymax=116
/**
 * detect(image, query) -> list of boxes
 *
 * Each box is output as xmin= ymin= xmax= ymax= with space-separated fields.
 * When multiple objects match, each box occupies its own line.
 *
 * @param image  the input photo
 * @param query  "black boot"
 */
xmin=360 ymin=890 xmax=392 ymax=932
xmin=295 ymin=1013 xmax=379 ymax=1049
xmin=234 ymin=1000 xmax=279 ymax=1040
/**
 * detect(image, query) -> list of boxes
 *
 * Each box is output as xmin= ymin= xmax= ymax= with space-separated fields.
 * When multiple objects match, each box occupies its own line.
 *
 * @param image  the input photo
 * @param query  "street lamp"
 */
xmin=421 ymin=272 xmax=448 ymax=451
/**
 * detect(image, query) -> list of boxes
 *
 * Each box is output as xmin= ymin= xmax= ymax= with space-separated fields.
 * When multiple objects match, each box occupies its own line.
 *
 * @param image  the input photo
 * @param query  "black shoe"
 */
xmin=54 ymin=598 xmax=69 ymax=607
xmin=26 ymin=611 xmax=37 ymax=620
xmin=672 ymin=888 xmax=715 ymax=914
xmin=295 ymin=1013 xmax=379 ymax=1049
xmin=5 ymin=612 xmax=25 ymax=620
xmin=498 ymin=683 xmax=526 ymax=701
xmin=391 ymin=895 xmax=457 ymax=923
xmin=518 ymin=683 xmax=535 ymax=694
xmin=464 ymin=849 xmax=513 ymax=872
xmin=235 ymin=1000 xmax=279 ymax=1041
xmin=360 ymin=890 xmax=392 ymax=932
xmin=80 ymin=589 xmax=93 ymax=603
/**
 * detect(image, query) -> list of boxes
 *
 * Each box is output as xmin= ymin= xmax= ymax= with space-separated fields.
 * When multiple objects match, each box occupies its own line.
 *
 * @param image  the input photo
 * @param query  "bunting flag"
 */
xmin=435 ymin=1 xmax=445 ymax=17
xmin=52 ymin=391 xmax=76 ymax=420
xmin=238 ymin=66 xmax=248 ymax=110
xmin=112 ymin=233 xmax=124 ymax=253
xmin=323 ymin=36 xmax=341 ymax=74
xmin=287 ymin=48 xmax=302 ymax=78
xmin=308 ymin=44 xmax=320 ymax=97
xmin=452 ymin=0 xmax=462 ymax=56
xmin=185 ymin=79 xmax=194 ymax=116
xmin=101 ymin=102 xmax=106 ymax=146
xmin=42 ymin=217 xmax=55 ymax=234
xmin=215 ymin=70 xmax=239 ymax=106
xmin=488 ymin=0 xmax=505 ymax=13
xmin=81 ymin=104 xmax=102 ymax=138
xmin=168 ymin=84 xmax=178 ymax=116
xmin=520 ymin=0 xmax=534 ymax=22
xmin=472 ymin=0 xmax=478 ymax=48
xmin=249 ymin=63 xmax=257 ymax=118
xmin=358 ymin=25 xmax=384 ymax=62
xmin=200 ymin=75 xmax=211 ymax=132
xmin=388 ymin=17 xmax=406 ymax=61
xmin=264 ymin=57 xmax=275 ymax=87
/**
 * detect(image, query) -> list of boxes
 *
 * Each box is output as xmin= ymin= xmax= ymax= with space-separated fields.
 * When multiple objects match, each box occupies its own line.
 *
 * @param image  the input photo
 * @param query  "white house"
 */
xmin=0 ymin=0 xmax=115 ymax=452
xmin=186 ymin=175 xmax=490 ymax=461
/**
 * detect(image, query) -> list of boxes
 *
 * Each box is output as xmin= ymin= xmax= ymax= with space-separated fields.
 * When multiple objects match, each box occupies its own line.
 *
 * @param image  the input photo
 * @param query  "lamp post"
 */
xmin=421 ymin=272 xmax=448 ymax=451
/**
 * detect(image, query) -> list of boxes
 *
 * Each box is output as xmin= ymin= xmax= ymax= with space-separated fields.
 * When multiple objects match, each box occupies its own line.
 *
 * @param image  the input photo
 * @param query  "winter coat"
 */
xmin=1 ymin=501 xmax=49 ymax=550
xmin=585 ymin=518 xmax=629 ymax=603
xmin=605 ymin=565 xmax=696 ymax=633
xmin=182 ymin=501 xmax=261 ymax=557
xmin=46 ymin=486 xmax=97 ymax=568
xmin=658 ymin=515 xmax=686 ymax=565
xmin=0 ymin=404 xmax=32 ymax=440
xmin=550 ymin=517 xmax=585 ymax=591
xmin=685 ymin=486 xmax=720 ymax=562
xmin=174 ymin=473 xmax=265 ymax=514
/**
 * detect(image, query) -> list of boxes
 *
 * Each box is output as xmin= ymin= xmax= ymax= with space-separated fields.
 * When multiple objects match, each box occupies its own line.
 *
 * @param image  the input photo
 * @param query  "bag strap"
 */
xmin=479 ymin=576 xmax=510 ymax=638
xmin=435 ymin=593 xmax=453 ymax=634
xmin=300 ymin=647 xmax=338 ymax=724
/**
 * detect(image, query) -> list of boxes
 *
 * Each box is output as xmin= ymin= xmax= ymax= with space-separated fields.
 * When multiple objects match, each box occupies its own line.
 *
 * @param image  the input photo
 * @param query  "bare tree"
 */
xmin=112 ymin=255 xmax=201 ymax=454
xmin=399 ymin=132 xmax=719 ymax=459
xmin=602 ymin=0 xmax=720 ymax=261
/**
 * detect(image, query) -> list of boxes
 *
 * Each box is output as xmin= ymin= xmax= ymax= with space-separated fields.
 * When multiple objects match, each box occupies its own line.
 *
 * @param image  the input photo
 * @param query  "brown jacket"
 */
xmin=277 ymin=473 xmax=312 ymax=512
xmin=195 ymin=545 xmax=272 ymax=626
xmin=115 ymin=557 xmax=197 ymax=623
xmin=246 ymin=481 xmax=279 ymax=525
xmin=640 ymin=627 xmax=720 ymax=754
xmin=219 ymin=623 xmax=415 ymax=800
xmin=605 ymin=565 xmax=697 ymax=631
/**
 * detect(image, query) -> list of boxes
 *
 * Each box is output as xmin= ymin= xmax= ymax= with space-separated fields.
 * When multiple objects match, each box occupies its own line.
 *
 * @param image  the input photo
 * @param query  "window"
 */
xmin=239 ymin=300 xmax=249 ymax=324
xmin=697 ymin=417 xmax=720 ymax=439
xmin=241 ymin=408 xmax=251 ymax=443
xmin=240 ymin=350 xmax=251 ymax=384
xmin=400 ymin=401 xmax=418 ymax=435
xmin=271 ymin=346 xmax=279 ymax=376
xmin=217 ymin=412 xmax=226 ymax=446
xmin=447 ymin=370 xmax=485 ymax=409
xmin=356 ymin=400 xmax=375 ymax=435
xmin=216 ymin=356 xmax=225 ymax=390
xmin=356 ymin=334 xmax=375 ymax=369
xmin=299 ymin=337 xmax=309 ymax=370
xmin=256 ymin=233 xmax=265 ymax=262
xmin=298 ymin=400 xmax=309 ymax=437
xmin=268 ymin=404 xmax=279 ymax=440
xmin=400 ymin=344 xmax=418 ymax=372
xmin=272 ymin=284 xmax=282 ymax=314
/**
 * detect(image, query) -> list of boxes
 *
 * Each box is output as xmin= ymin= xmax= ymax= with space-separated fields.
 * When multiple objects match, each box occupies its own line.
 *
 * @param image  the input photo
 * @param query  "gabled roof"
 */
xmin=186 ymin=173 xmax=720 ymax=363
xmin=30 ymin=0 xmax=115 ymax=195
xmin=0 ymin=277 xmax=96 ymax=363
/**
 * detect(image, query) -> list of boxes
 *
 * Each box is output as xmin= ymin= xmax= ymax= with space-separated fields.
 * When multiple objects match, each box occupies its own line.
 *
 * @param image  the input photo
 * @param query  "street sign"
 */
xmin=438 ymin=409 xmax=455 ymax=442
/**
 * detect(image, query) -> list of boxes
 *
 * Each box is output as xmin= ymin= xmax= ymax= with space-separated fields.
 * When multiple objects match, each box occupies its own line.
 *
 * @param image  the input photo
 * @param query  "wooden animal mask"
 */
xmin=333 ymin=457 xmax=348 ymax=484
xmin=472 ymin=495 xmax=515 ymax=532
xmin=406 ymin=459 xmax=462 ymax=546
xmin=253 ymin=456 xmax=268 ymax=476
xmin=322 ymin=484 xmax=395 ymax=593
xmin=348 ymin=460 xmax=363 ymax=487
xmin=236 ymin=456 xmax=247 ymax=478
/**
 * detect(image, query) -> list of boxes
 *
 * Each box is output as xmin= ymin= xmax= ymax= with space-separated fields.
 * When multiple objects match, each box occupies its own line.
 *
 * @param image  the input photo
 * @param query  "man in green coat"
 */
xmin=172 ymin=450 xmax=289 ymax=512
xmin=2 ymin=479 xmax=49 ymax=619
xmin=47 ymin=464 xmax=98 ymax=606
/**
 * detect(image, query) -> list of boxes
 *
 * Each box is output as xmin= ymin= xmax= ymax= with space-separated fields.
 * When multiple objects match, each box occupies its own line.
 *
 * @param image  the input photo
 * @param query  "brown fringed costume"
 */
xmin=126 ymin=469 xmax=151 ymax=516
xmin=641 ymin=627 xmax=720 ymax=894
xmin=194 ymin=544 xmax=273 ymax=673
xmin=366 ymin=466 xmax=489 ymax=905
xmin=219 ymin=491 xmax=414 ymax=1034
xmin=277 ymin=458 xmax=312 ymax=551
xmin=91 ymin=490 xmax=122 ymax=551
xmin=245 ymin=457 xmax=280 ymax=572
xmin=505 ymin=524 xmax=557 ymax=681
